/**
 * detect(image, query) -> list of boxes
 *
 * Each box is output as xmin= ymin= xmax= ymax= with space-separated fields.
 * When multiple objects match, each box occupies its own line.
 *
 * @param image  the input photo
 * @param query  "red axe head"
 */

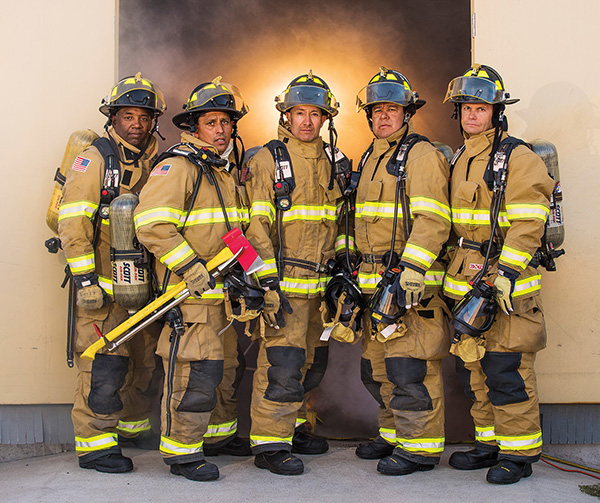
xmin=222 ymin=228 xmax=265 ymax=275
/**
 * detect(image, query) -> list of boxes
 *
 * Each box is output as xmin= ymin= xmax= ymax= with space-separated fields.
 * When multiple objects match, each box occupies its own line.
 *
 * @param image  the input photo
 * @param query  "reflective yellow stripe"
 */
xmin=250 ymin=434 xmax=293 ymax=447
xmin=205 ymin=419 xmax=238 ymax=438
xmin=134 ymin=206 xmax=183 ymax=229
xmin=411 ymin=196 xmax=451 ymax=222
xmin=281 ymin=204 xmax=339 ymax=222
xmin=380 ymin=427 xmax=396 ymax=444
xmin=117 ymin=418 xmax=152 ymax=434
xmin=67 ymin=253 xmax=95 ymax=274
xmin=424 ymin=269 xmax=444 ymax=287
xmin=295 ymin=418 xmax=307 ymax=428
xmin=397 ymin=436 xmax=445 ymax=453
xmin=356 ymin=201 xmax=405 ymax=219
xmin=451 ymin=208 xmax=510 ymax=227
xmin=443 ymin=275 xmax=471 ymax=297
xmin=184 ymin=207 xmax=248 ymax=227
xmin=160 ymin=241 xmax=195 ymax=270
xmin=250 ymin=200 xmax=276 ymax=225
xmin=475 ymin=425 xmax=496 ymax=442
xmin=58 ymin=200 xmax=98 ymax=221
xmin=513 ymin=274 xmax=542 ymax=297
xmin=335 ymin=235 xmax=356 ymax=253
xmin=159 ymin=436 xmax=203 ymax=456
xmin=75 ymin=433 xmax=117 ymax=452
xmin=281 ymin=276 xmax=330 ymax=295
xmin=500 ymin=245 xmax=532 ymax=270
xmin=506 ymin=203 xmax=549 ymax=222
xmin=402 ymin=243 xmax=437 ymax=270
xmin=358 ymin=272 xmax=381 ymax=293
xmin=98 ymin=275 xmax=113 ymax=296
xmin=496 ymin=431 xmax=542 ymax=451
xmin=255 ymin=258 xmax=278 ymax=278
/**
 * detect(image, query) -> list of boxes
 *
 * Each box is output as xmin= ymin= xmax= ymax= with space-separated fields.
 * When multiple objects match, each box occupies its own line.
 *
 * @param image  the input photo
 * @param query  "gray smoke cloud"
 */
xmin=118 ymin=0 xmax=472 ymax=440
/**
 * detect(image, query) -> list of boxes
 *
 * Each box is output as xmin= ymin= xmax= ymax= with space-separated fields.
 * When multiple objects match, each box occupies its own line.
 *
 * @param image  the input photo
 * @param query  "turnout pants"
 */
xmin=250 ymin=296 xmax=328 ymax=454
xmin=455 ymin=295 xmax=546 ymax=462
xmin=157 ymin=303 xmax=233 ymax=465
xmin=360 ymin=293 xmax=450 ymax=464
xmin=72 ymin=302 xmax=161 ymax=462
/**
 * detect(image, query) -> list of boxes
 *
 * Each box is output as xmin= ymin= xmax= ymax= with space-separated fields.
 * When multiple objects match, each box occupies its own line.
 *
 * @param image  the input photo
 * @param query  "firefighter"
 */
xmin=443 ymin=64 xmax=554 ymax=484
xmin=353 ymin=68 xmax=451 ymax=475
xmin=134 ymin=77 xmax=250 ymax=481
xmin=243 ymin=71 xmax=348 ymax=475
xmin=58 ymin=73 xmax=166 ymax=473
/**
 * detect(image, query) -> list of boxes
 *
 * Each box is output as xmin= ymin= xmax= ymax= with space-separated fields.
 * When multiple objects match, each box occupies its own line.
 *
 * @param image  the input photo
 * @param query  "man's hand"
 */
xmin=399 ymin=267 xmax=425 ymax=308
xmin=182 ymin=261 xmax=216 ymax=298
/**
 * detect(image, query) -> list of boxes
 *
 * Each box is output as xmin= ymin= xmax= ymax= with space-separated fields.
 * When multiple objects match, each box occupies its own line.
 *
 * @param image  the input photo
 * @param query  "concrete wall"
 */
xmin=472 ymin=0 xmax=600 ymax=402
xmin=0 ymin=1 xmax=116 ymax=403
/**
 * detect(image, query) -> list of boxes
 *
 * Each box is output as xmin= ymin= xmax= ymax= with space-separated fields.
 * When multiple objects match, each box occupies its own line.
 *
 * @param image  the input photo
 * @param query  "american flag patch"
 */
xmin=151 ymin=164 xmax=171 ymax=176
xmin=72 ymin=156 xmax=91 ymax=173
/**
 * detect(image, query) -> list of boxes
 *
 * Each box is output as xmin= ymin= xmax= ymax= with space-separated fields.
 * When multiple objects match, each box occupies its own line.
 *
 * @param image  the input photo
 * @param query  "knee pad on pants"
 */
xmin=385 ymin=357 xmax=432 ymax=411
xmin=88 ymin=354 xmax=129 ymax=415
xmin=178 ymin=360 xmax=224 ymax=413
xmin=265 ymin=346 xmax=305 ymax=403
xmin=303 ymin=346 xmax=329 ymax=393
xmin=360 ymin=357 xmax=385 ymax=407
xmin=455 ymin=356 xmax=476 ymax=401
xmin=481 ymin=352 xmax=528 ymax=406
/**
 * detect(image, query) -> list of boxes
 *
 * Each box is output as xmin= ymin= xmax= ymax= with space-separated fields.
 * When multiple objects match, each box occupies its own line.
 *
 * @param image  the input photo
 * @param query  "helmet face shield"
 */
xmin=356 ymin=81 xmax=415 ymax=111
xmin=444 ymin=76 xmax=506 ymax=104
xmin=276 ymin=84 xmax=339 ymax=117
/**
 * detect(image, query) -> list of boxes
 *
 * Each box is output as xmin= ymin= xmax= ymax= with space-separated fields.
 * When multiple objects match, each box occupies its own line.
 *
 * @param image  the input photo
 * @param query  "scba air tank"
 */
xmin=529 ymin=139 xmax=564 ymax=248
xmin=109 ymin=194 xmax=151 ymax=312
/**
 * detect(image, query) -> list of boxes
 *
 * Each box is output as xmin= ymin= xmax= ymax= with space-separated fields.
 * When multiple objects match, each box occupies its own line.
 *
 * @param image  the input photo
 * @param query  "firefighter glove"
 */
xmin=399 ymin=267 xmax=425 ymax=308
xmin=261 ymin=278 xmax=293 ymax=329
xmin=182 ymin=260 xmax=216 ymax=298
xmin=74 ymin=273 xmax=106 ymax=310
xmin=494 ymin=271 xmax=515 ymax=315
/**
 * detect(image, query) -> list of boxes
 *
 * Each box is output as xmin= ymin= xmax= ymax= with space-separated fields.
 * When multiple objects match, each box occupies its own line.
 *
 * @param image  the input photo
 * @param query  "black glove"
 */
xmin=260 ymin=277 xmax=293 ymax=329
xmin=388 ymin=270 xmax=407 ymax=309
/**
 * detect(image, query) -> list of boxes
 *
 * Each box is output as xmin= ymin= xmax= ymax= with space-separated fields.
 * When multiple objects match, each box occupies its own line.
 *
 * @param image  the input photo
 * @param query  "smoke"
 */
xmin=119 ymin=0 xmax=472 ymax=439
xmin=119 ymin=0 xmax=469 ymax=161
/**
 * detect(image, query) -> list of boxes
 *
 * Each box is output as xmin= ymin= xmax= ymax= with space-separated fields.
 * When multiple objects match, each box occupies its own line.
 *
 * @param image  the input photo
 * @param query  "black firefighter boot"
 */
xmin=356 ymin=436 xmax=395 ymax=459
xmin=486 ymin=460 xmax=533 ymax=484
xmin=377 ymin=453 xmax=435 ymax=476
xmin=204 ymin=435 xmax=252 ymax=457
xmin=170 ymin=460 xmax=220 ymax=481
xmin=79 ymin=452 xmax=133 ymax=473
xmin=449 ymin=445 xmax=499 ymax=470
xmin=292 ymin=423 xmax=329 ymax=455
xmin=254 ymin=450 xmax=304 ymax=475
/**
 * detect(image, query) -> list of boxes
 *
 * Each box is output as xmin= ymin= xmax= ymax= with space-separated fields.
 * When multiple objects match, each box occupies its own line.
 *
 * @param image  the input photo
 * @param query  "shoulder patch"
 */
xmin=72 ymin=156 xmax=91 ymax=173
xmin=150 ymin=164 xmax=172 ymax=176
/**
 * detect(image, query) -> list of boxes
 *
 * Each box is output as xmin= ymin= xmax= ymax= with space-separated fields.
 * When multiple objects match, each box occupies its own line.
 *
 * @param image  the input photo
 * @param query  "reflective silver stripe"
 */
xmin=397 ymin=437 xmax=445 ymax=453
xmin=205 ymin=419 xmax=238 ymax=438
xmin=475 ymin=425 xmax=496 ymax=441
xmin=380 ymin=428 xmax=396 ymax=444
xmin=250 ymin=435 xmax=293 ymax=447
xmin=497 ymin=431 xmax=542 ymax=450
xmin=75 ymin=433 xmax=117 ymax=452
xmin=117 ymin=418 xmax=151 ymax=433
xmin=159 ymin=436 xmax=203 ymax=456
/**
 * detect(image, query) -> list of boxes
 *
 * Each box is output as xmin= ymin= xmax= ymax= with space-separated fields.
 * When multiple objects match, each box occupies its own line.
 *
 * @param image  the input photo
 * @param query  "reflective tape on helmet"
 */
xmin=397 ymin=436 xmax=445 ymax=453
xmin=116 ymin=418 xmax=152 ymax=434
xmin=75 ymin=432 xmax=118 ymax=453
xmin=159 ymin=436 xmax=204 ymax=456
xmin=496 ymin=431 xmax=542 ymax=451
xmin=205 ymin=419 xmax=238 ymax=439
xmin=250 ymin=434 xmax=293 ymax=447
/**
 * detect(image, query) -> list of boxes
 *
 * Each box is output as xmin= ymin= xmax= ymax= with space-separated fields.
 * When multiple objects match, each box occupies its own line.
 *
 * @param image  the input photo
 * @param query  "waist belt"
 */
xmin=458 ymin=237 xmax=499 ymax=257
xmin=282 ymin=257 xmax=328 ymax=273
xmin=362 ymin=254 xmax=385 ymax=264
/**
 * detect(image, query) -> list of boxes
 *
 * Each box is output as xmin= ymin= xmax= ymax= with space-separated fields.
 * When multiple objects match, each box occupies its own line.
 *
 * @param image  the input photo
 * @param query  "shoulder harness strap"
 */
xmin=484 ymin=136 xmax=527 ymax=191
xmin=265 ymin=139 xmax=295 ymax=211
xmin=92 ymin=137 xmax=120 ymax=220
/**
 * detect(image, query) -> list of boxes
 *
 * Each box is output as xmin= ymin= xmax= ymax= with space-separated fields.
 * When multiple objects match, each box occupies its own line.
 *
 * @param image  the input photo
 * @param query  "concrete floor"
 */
xmin=0 ymin=443 xmax=597 ymax=503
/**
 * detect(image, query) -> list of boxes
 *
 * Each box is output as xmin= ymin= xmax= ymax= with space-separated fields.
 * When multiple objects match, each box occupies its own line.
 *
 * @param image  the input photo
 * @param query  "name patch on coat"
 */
xmin=72 ymin=156 xmax=91 ymax=173
xmin=151 ymin=164 xmax=171 ymax=176
xmin=469 ymin=263 xmax=483 ymax=271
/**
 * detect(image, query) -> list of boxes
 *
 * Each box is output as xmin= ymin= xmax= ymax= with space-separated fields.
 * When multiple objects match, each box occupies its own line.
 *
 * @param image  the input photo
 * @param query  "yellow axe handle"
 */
xmin=80 ymin=247 xmax=234 ymax=361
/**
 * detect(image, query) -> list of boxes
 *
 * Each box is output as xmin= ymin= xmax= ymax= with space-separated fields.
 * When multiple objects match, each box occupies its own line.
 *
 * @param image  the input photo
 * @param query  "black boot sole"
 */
xmin=254 ymin=455 xmax=304 ymax=475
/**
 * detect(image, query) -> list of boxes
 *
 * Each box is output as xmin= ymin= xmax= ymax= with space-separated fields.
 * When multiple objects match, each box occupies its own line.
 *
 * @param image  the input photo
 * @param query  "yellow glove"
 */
xmin=493 ymin=273 xmax=514 ymax=315
xmin=182 ymin=261 xmax=215 ymax=298
xmin=263 ymin=289 xmax=281 ymax=327
xmin=74 ymin=273 xmax=105 ymax=310
xmin=399 ymin=267 xmax=425 ymax=308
